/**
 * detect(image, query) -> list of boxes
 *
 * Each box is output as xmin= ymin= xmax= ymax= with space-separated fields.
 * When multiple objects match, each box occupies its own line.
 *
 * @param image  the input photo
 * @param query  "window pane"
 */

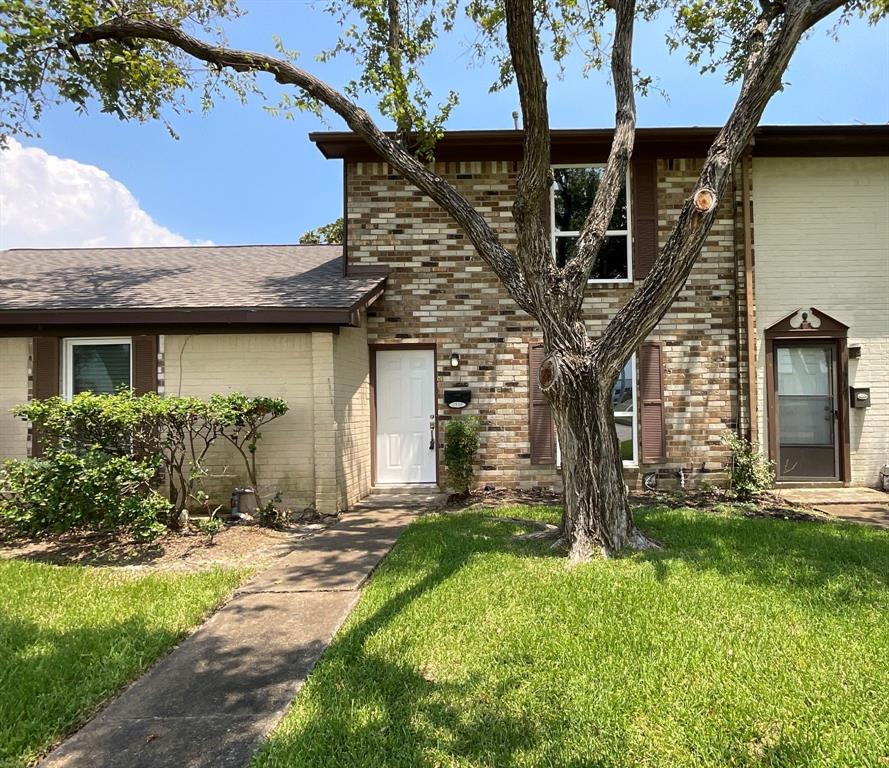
xmin=612 ymin=360 xmax=634 ymax=411
xmin=553 ymin=167 xmax=627 ymax=232
xmin=614 ymin=415 xmax=634 ymax=461
xmin=590 ymin=235 xmax=629 ymax=280
xmin=555 ymin=236 xmax=577 ymax=267
xmin=72 ymin=343 xmax=131 ymax=395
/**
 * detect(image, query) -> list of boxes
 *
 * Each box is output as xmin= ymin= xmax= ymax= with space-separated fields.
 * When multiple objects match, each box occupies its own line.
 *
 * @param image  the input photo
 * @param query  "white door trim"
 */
xmin=374 ymin=347 xmax=437 ymax=485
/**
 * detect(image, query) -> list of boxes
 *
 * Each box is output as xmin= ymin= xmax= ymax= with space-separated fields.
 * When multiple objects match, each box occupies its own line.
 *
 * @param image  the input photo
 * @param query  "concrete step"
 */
xmin=370 ymin=484 xmax=441 ymax=495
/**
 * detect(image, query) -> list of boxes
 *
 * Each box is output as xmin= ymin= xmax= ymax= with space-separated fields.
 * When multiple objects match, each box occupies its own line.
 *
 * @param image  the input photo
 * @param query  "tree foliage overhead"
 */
xmin=2 ymin=0 xmax=882 ymax=146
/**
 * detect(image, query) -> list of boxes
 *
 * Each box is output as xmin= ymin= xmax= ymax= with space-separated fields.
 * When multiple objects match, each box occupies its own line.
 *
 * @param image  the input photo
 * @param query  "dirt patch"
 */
xmin=0 ymin=519 xmax=337 ymax=573
xmin=445 ymin=486 xmax=563 ymax=510
xmin=446 ymin=485 xmax=831 ymax=524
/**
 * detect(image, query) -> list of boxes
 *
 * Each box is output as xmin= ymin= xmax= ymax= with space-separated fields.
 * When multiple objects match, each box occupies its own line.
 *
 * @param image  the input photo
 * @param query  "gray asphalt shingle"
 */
xmin=0 ymin=245 xmax=385 ymax=311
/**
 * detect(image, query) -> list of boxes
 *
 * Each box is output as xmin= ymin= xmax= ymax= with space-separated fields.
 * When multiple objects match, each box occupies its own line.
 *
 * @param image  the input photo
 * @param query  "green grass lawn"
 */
xmin=0 ymin=561 xmax=247 ymax=767
xmin=253 ymin=506 xmax=889 ymax=768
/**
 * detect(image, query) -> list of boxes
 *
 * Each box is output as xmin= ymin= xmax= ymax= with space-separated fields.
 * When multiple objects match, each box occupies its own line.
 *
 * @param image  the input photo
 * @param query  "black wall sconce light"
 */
xmin=450 ymin=352 xmax=460 ymax=368
xmin=849 ymin=345 xmax=862 ymax=359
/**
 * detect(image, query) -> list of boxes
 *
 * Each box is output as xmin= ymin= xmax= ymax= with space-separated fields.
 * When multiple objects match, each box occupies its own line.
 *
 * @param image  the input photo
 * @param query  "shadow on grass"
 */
xmin=252 ymin=513 xmax=615 ymax=768
xmin=0 ymin=614 xmax=181 ymax=767
xmin=255 ymin=508 xmax=889 ymax=767
xmin=635 ymin=506 xmax=889 ymax=598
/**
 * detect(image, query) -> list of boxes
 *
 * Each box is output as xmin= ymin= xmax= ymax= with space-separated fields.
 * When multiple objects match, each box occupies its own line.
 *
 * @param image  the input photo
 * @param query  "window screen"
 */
xmin=69 ymin=341 xmax=131 ymax=396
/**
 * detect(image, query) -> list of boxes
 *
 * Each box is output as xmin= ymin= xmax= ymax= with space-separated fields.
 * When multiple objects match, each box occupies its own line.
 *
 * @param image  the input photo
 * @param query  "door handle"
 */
xmin=429 ymin=425 xmax=435 ymax=450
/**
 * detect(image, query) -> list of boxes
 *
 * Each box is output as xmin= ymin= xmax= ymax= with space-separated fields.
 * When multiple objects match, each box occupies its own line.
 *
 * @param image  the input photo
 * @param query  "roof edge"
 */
xmin=310 ymin=124 xmax=889 ymax=160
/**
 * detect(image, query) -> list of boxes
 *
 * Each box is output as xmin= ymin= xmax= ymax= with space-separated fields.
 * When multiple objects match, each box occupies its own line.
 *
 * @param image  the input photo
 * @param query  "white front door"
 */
xmin=375 ymin=348 xmax=437 ymax=484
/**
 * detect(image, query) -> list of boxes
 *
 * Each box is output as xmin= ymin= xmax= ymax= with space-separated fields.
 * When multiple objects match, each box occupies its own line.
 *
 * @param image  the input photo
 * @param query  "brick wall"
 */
xmin=333 ymin=323 xmax=372 ymax=508
xmin=347 ymin=157 xmax=742 ymax=489
xmin=752 ymin=156 xmax=889 ymax=487
xmin=0 ymin=337 xmax=29 ymax=459
xmin=164 ymin=333 xmax=318 ymax=509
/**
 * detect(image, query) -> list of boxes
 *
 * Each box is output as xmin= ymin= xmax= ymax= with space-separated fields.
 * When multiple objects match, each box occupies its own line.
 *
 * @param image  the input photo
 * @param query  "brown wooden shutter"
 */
xmin=32 ymin=336 xmax=60 ymax=457
xmin=631 ymin=156 xmax=658 ymax=280
xmin=529 ymin=344 xmax=556 ymax=464
xmin=132 ymin=335 xmax=158 ymax=395
xmin=639 ymin=342 xmax=667 ymax=463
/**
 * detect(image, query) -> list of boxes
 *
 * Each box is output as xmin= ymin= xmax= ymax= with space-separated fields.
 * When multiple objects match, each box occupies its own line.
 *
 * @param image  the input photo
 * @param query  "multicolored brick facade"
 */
xmin=346 ymin=156 xmax=751 ymax=489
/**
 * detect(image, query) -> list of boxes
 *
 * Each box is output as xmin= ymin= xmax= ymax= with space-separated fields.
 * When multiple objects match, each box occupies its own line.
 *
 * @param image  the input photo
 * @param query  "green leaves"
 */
xmin=443 ymin=415 xmax=481 ymax=493
xmin=299 ymin=217 xmax=344 ymax=244
xmin=0 ymin=0 xmax=241 ymax=140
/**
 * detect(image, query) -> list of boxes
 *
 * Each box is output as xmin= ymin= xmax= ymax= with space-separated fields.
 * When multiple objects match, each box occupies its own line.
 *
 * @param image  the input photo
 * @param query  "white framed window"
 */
xmin=551 ymin=164 xmax=632 ymax=282
xmin=62 ymin=338 xmax=132 ymax=400
xmin=555 ymin=355 xmax=637 ymax=467
xmin=613 ymin=356 xmax=637 ymax=466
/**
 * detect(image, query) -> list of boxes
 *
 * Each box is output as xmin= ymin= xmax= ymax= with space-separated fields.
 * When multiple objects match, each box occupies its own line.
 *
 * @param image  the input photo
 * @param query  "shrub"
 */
xmin=722 ymin=431 xmax=775 ymax=501
xmin=0 ymin=451 xmax=168 ymax=540
xmin=12 ymin=391 xmax=290 ymax=528
xmin=443 ymin=416 xmax=481 ymax=494
xmin=210 ymin=393 xmax=289 ymax=510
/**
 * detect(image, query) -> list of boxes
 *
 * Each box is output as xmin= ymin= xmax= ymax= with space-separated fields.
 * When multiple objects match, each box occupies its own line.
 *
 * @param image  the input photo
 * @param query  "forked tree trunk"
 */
xmin=545 ymin=357 xmax=656 ymax=560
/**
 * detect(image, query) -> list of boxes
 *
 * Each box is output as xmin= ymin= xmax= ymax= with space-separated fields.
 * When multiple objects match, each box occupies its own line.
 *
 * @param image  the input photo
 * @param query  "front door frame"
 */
xmin=764 ymin=308 xmax=851 ymax=485
xmin=369 ymin=342 xmax=439 ymax=486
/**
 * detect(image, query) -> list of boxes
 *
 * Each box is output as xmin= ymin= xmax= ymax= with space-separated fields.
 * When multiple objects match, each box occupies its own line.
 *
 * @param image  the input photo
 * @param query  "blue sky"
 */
xmin=4 ymin=1 xmax=888 ymax=248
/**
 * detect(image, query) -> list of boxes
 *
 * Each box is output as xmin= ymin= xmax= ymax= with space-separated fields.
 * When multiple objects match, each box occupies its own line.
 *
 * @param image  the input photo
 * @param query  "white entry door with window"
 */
xmin=375 ymin=348 xmax=436 ymax=484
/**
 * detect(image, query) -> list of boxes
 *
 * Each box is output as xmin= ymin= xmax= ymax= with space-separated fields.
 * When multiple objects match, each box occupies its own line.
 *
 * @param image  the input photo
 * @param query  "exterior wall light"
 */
xmin=450 ymin=352 xmax=460 ymax=368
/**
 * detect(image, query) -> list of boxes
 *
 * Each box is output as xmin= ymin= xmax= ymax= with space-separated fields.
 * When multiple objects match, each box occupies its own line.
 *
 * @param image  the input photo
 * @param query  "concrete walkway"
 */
xmin=41 ymin=494 xmax=439 ymax=768
xmin=775 ymin=487 xmax=889 ymax=530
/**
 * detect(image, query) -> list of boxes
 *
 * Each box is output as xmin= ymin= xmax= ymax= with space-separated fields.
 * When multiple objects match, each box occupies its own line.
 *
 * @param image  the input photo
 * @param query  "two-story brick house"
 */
xmin=1 ymin=125 xmax=887 ymax=512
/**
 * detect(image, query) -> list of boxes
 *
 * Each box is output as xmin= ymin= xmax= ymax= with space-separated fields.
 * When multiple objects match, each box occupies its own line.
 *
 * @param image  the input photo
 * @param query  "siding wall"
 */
xmin=752 ymin=156 xmax=889 ymax=486
xmin=164 ymin=333 xmax=317 ymax=509
xmin=0 ymin=338 xmax=29 ymax=459
xmin=333 ymin=324 xmax=372 ymax=508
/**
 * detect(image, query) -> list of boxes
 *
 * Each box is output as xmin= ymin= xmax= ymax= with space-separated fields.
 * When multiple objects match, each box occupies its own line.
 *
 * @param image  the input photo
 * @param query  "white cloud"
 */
xmin=0 ymin=138 xmax=210 ymax=250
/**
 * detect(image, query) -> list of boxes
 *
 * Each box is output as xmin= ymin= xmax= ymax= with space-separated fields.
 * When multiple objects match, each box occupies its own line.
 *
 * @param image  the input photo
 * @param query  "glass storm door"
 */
xmin=775 ymin=344 xmax=838 ymax=480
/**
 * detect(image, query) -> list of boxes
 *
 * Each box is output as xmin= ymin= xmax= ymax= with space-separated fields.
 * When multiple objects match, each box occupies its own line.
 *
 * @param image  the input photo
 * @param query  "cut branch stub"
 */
xmin=538 ymin=355 xmax=559 ymax=392
xmin=692 ymin=187 xmax=718 ymax=213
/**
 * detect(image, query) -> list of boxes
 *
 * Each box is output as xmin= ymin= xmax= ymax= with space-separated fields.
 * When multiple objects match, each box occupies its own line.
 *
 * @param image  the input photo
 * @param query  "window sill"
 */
xmin=587 ymin=279 xmax=633 ymax=286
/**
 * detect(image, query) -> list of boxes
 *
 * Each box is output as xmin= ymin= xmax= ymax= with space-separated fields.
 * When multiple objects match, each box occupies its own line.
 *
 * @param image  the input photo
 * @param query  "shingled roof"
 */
xmin=0 ymin=244 xmax=387 ymax=328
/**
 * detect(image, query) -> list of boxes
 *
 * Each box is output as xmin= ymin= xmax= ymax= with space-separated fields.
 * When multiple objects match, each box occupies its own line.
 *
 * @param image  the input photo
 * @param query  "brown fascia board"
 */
xmin=0 ymin=305 xmax=361 ymax=329
xmin=310 ymin=125 xmax=889 ymax=161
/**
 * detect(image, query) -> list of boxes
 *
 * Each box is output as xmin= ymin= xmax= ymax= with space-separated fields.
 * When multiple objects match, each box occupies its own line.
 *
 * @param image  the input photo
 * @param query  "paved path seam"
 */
xmin=40 ymin=499 xmax=425 ymax=768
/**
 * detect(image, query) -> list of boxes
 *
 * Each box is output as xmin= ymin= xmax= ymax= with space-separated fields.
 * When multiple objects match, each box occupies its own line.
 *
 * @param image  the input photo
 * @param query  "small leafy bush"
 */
xmin=195 ymin=514 xmax=224 ymax=544
xmin=0 ymin=451 xmax=168 ymax=540
xmin=443 ymin=416 xmax=481 ymax=494
xmin=722 ymin=431 xmax=775 ymax=501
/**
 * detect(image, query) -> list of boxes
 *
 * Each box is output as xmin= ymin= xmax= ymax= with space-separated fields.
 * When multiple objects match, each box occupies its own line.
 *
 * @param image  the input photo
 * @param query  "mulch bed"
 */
xmin=0 ymin=517 xmax=337 ymax=572
xmin=444 ymin=484 xmax=830 ymax=523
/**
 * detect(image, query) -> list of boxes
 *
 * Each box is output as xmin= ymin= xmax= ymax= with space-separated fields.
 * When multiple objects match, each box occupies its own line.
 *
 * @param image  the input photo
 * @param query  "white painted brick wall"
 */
xmin=164 ymin=333 xmax=316 ymax=508
xmin=333 ymin=323 xmax=371 ymax=509
xmin=753 ymin=157 xmax=889 ymax=486
xmin=0 ymin=337 xmax=29 ymax=459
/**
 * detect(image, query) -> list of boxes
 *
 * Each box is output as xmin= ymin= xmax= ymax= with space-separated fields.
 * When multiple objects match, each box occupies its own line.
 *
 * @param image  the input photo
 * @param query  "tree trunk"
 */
xmin=546 ymin=357 xmax=656 ymax=561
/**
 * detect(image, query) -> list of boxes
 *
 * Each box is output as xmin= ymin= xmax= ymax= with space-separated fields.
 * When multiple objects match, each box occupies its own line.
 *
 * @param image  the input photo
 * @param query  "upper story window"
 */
xmin=63 ymin=338 xmax=132 ymax=400
xmin=551 ymin=165 xmax=632 ymax=282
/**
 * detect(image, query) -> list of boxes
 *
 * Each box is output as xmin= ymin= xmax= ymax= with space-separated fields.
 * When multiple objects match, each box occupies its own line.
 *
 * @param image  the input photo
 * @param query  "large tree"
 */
xmin=1 ymin=0 xmax=882 ymax=560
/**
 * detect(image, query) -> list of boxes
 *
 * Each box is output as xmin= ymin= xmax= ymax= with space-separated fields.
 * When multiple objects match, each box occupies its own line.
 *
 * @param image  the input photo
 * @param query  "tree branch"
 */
xmin=69 ymin=17 xmax=533 ymax=311
xmin=597 ymin=0 xmax=830 ymax=372
xmin=504 ymin=0 xmax=554 ymax=297
xmin=563 ymin=0 xmax=637 ymax=297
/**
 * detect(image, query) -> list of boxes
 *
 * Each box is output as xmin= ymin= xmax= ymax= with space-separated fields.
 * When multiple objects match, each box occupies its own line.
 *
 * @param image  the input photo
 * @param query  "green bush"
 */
xmin=722 ymin=431 xmax=775 ymax=501
xmin=10 ymin=391 xmax=290 ymax=532
xmin=0 ymin=451 xmax=168 ymax=540
xmin=443 ymin=416 xmax=481 ymax=494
